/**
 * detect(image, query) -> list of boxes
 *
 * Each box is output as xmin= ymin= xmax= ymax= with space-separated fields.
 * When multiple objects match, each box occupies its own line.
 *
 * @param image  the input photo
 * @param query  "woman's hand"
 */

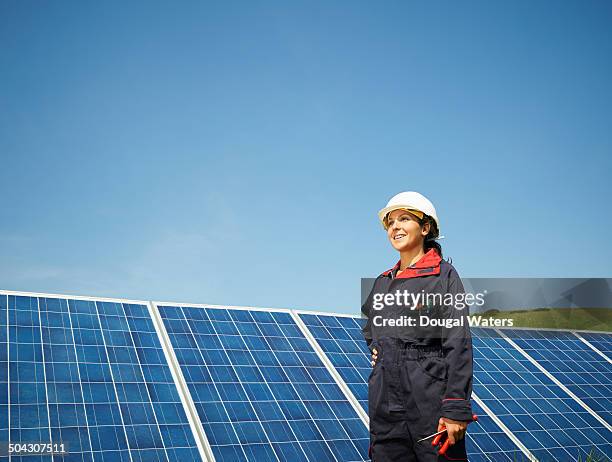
xmin=371 ymin=348 xmax=378 ymax=366
xmin=437 ymin=417 xmax=468 ymax=445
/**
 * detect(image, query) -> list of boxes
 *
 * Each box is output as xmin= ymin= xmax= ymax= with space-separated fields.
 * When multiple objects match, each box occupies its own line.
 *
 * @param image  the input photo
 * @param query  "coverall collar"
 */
xmin=381 ymin=248 xmax=442 ymax=279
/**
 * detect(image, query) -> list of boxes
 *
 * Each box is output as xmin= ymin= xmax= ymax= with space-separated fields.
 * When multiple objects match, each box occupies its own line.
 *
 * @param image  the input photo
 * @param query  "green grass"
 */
xmin=577 ymin=448 xmax=608 ymax=462
xmin=476 ymin=307 xmax=611 ymax=332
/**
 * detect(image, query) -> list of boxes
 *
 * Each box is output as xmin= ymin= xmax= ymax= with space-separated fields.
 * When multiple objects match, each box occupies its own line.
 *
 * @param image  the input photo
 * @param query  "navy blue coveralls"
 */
xmin=362 ymin=249 xmax=473 ymax=461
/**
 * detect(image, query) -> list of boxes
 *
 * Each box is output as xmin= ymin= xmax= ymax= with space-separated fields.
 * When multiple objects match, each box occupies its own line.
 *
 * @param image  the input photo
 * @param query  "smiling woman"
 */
xmin=362 ymin=191 xmax=475 ymax=462
xmin=386 ymin=209 xmax=430 ymax=252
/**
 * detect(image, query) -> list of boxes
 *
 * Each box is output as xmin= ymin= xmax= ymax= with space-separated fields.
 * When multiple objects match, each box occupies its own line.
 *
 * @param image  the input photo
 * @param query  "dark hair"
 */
xmin=421 ymin=216 xmax=443 ymax=258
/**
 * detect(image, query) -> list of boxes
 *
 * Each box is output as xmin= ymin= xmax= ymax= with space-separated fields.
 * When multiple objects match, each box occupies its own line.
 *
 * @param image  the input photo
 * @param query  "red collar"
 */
xmin=381 ymin=249 xmax=442 ymax=279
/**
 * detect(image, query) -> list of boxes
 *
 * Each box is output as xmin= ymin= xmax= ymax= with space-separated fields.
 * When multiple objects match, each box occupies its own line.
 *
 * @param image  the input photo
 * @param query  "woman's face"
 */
xmin=386 ymin=209 xmax=429 ymax=252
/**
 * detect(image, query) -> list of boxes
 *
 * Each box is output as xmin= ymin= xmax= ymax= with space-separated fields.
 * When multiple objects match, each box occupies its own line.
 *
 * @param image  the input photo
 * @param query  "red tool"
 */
xmin=431 ymin=414 xmax=478 ymax=456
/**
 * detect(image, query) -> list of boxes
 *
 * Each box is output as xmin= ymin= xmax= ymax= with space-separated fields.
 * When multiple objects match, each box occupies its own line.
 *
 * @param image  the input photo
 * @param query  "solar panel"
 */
xmin=3 ymin=294 xmax=202 ymax=462
xmin=503 ymin=329 xmax=612 ymax=426
xmin=472 ymin=327 xmax=612 ymax=461
xmin=579 ymin=332 xmax=612 ymax=357
xmin=297 ymin=313 xmax=529 ymax=461
xmin=157 ymin=305 xmax=369 ymax=462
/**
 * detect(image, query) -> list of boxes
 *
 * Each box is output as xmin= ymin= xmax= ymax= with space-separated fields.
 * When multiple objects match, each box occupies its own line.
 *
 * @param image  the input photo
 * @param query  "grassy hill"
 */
xmin=474 ymin=307 xmax=611 ymax=332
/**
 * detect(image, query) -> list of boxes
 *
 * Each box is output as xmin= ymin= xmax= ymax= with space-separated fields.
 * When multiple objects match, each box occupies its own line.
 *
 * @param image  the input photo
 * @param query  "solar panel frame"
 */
xmin=1 ymin=290 xmax=208 ymax=462
xmin=147 ymin=302 xmax=215 ymax=462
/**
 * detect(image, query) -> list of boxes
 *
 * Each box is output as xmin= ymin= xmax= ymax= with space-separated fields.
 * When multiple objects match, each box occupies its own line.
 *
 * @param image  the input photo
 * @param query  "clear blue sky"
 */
xmin=1 ymin=1 xmax=611 ymax=313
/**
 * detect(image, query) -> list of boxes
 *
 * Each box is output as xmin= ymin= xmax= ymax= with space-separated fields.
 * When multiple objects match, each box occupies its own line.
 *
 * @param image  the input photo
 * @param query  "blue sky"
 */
xmin=1 ymin=1 xmax=611 ymax=313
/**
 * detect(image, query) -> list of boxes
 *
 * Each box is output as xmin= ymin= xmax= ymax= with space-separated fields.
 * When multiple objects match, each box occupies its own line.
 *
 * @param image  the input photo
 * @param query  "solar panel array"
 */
xmin=2 ymin=290 xmax=611 ymax=462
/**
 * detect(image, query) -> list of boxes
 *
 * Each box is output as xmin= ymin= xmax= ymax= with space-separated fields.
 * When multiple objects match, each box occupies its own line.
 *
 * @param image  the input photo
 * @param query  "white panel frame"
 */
xmin=0 ymin=289 xmax=150 ymax=305
xmin=148 ymin=302 xmax=214 ymax=462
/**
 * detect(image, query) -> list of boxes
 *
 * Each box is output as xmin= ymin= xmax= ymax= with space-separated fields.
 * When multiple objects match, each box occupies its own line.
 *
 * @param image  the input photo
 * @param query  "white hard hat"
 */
xmin=378 ymin=191 xmax=441 ymax=237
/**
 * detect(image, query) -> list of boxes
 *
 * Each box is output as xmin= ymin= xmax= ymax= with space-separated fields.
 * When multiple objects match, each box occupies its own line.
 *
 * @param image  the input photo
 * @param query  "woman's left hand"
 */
xmin=437 ymin=417 xmax=468 ymax=445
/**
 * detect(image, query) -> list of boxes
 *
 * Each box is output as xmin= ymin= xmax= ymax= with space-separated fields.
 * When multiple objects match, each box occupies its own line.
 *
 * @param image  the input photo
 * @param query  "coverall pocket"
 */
xmin=412 ymin=358 xmax=447 ymax=419
xmin=416 ymin=356 xmax=447 ymax=381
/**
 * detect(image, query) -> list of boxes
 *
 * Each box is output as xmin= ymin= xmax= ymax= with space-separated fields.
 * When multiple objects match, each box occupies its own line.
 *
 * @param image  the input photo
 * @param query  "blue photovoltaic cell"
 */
xmin=580 ymin=332 xmax=612 ymax=357
xmin=2 ymin=294 xmax=201 ymax=462
xmin=473 ymin=328 xmax=612 ymax=461
xmin=158 ymin=306 xmax=369 ymax=462
xmin=503 ymin=329 xmax=612 ymax=425
xmin=298 ymin=313 xmax=527 ymax=461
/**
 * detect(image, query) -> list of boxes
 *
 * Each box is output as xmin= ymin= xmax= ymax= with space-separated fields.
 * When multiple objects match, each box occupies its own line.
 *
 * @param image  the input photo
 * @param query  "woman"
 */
xmin=362 ymin=191 xmax=474 ymax=461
